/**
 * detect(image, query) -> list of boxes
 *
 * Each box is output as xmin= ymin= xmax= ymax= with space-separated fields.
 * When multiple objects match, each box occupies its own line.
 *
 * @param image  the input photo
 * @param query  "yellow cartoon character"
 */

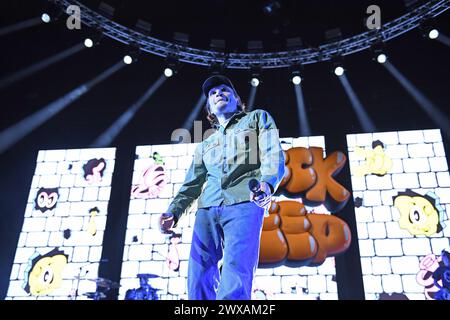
xmin=393 ymin=190 xmax=445 ymax=237
xmin=23 ymin=248 xmax=68 ymax=296
xmin=354 ymin=140 xmax=392 ymax=177
xmin=88 ymin=207 xmax=99 ymax=236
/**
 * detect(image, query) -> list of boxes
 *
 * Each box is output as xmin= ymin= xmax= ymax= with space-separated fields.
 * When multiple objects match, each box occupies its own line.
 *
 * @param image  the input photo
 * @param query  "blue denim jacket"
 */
xmin=167 ymin=109 xmax=285 ymax=226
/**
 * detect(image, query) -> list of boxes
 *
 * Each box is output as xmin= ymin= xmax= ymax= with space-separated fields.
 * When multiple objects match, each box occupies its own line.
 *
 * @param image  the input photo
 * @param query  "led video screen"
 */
xmin=6 ymin=148 xmax=116 ymax=300
xmin=347 ymin=129 xmax=449 ymax=300
xmin=119 ymin=136 xmax=350 ymax=300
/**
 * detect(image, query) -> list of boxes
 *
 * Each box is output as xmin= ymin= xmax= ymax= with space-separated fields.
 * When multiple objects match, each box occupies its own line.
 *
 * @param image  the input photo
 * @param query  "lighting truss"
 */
xmin=54 ymin=0 xmax=450 ymax=69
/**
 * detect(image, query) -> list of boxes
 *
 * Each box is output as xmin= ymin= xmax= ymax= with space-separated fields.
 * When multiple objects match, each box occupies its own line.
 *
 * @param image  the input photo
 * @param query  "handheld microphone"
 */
xmin=248 ymin=178 xmax=269 ymax=217
xmin=248 ymin=178 xmax=261 ymax=194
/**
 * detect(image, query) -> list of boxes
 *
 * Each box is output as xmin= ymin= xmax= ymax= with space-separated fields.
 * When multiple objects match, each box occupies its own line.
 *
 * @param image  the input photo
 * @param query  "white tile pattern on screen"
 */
xmin=347 ymin=129 xmax=450 ymax=300
xmin=6 ymin=148 xmax=116 ymax=300
xmin=120 ymin=137 xmax=339 ymax=300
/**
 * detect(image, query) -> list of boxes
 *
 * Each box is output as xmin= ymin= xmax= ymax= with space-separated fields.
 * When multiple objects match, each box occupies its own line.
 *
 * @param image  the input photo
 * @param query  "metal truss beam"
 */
xmin=55 ymin=0 xmax=450 ymax=69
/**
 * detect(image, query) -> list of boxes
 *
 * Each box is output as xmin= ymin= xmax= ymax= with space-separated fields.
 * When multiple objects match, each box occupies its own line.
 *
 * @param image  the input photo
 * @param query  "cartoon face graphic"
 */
xmin=432 ymin=250 xmax=450 ymax=300
xmin=83 ymin=158 xmax=106 ymax=184
xmin=87 ymin=207 xmax=99 ymax=236
xmin=166 ymin=233 xmax=182 ymax=272
xmin=34 ymin=187 xmax=59 ymax=212
xmin=353 ymin=140 xmax=392 ymax=177
xmin=23 ymin=249 xmax=68 ymax=296
xmin=169 ymin=233 xmax=181 ymax=245
xmin=131 ymin=155 xmax=167 ymax=199
xmin=393 ymin=190 xmax=443 ymax=236
xmin=152 ymin=152 xmax=164 ymax=165
xmin=416 ymin=251 xmax=448 ymax=300
xmin=252 ymin=285 xmax=275 ymax=300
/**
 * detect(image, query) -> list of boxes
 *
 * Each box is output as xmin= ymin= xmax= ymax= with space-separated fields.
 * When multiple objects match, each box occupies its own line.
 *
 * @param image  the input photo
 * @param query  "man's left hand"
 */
xmin=250 ymin=181 xmax=272 ymax=210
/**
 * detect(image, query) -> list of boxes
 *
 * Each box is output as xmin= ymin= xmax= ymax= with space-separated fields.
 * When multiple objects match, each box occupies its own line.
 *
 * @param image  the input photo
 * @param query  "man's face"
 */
xmin=207 ymin=84 xmax=238 ymax=116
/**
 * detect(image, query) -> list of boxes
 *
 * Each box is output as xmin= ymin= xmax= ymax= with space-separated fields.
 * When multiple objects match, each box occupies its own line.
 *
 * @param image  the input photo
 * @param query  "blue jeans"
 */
xmin=187 ymin=201 xmax=264 ymax=300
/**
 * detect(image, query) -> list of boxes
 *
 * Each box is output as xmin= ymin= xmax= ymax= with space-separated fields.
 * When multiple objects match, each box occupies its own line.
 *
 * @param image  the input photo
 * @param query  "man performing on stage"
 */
xmin=159 ymin=75 xmax=285 ymax=300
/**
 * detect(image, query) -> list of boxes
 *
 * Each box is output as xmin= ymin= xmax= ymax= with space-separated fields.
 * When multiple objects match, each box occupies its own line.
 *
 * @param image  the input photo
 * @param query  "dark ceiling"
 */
xmin=80 ymin=0 xmax=428 ymax=51
xmin=1 ymin=0 xmax=448 ymax=146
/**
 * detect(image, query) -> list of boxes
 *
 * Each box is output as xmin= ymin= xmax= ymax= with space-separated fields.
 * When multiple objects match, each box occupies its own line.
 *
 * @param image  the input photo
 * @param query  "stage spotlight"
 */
xmin=289 ymin=65 xmax=303 ymax=85
xmin=428 ymin=29 xmax=439 ymax=39
xmin=250 ymin=77 xmax=260 ymax=87
xmin=330 ymin=56 xmax=345 ymax=77
xmin=370 ymin=40 xmax=387 ymax=64
xmin=210 ymin=39 xmax=226 ymax=52
xmin=173 ymin=32 xmax=189 ymax=46
xmin=164 ymin=67 xmax=174 ymax=77
xmin=419 ymin=19 xmax=440 ymax=40
xmin=98 ymin=2 xmax=115 ymax=19
xmin=42 ymin=1 xmax=62 ymax=23
xmin=247 ymin=68 xmax=262 ymax=110
xmin=325 ymin=28 xmax=343 ymax=44
xmin=334 ymin=66 xmax=344 ymax=76
xmin=83 ymin=29 xmax=103 ymax=48
xmin=286 ymin=37 xmax=303 ymax=50
xmin=135 ymin=19 xmax=152 ymax=35
xmin=249 ymin=67 xmax=262 ymax=88
xmin=262 ymin=1 xmax=281 ymax=15
xmin=164 ymin=55 xmax=179 ymax=77
xmin=123 ymin=45 xmax=140 ymax=65
xmin=41 ymin=13 xmax=51 ymax=23
xmin=377 ymin=53 xmax=387 ymax=64
xmin=292 ymin=75 xmax=302 ymax=85
xmin=123 ymin=55 xmax=133 ymax=65
xmin=84 ymin=38 xmax=94 ymax=48
xmin=291 ymin=70 xmax=311 ymax=136
xmin=404 ymin=0 xmax=420 ymax=11
xmin=247 ymin=40 xmax=263 ymax=53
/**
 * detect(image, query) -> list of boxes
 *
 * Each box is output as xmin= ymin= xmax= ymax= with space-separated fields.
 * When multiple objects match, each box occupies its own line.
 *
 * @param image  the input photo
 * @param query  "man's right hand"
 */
xmin=159 ymin=212 xmax=175 ymax=234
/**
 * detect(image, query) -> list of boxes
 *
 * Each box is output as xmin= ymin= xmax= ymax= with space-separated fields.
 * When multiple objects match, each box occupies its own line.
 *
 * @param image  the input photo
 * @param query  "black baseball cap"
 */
xmin=202 ymin=75 xmax=237 ymax=97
